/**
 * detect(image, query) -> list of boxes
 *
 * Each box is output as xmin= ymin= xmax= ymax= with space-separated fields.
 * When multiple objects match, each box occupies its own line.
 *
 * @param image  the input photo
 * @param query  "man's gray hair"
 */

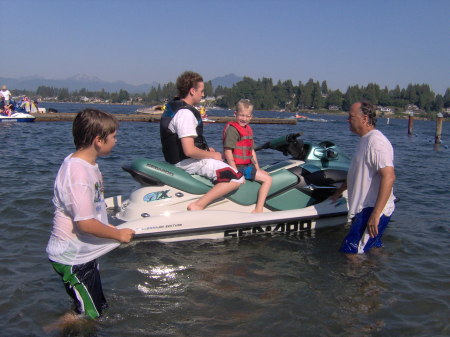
xmin=359 ymin=100 xmax=377 ymax=127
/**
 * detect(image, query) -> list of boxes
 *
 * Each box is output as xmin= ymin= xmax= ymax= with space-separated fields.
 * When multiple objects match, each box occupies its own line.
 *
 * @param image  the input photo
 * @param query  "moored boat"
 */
xmin=0 ymin=112 xmax=36 ymax=123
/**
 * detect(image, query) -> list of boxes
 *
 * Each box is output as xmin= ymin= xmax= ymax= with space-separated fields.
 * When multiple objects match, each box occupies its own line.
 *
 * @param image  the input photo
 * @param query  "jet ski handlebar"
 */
xmin=255 ymin=132 xmax=306 ymax=160
xmin=255 ymin=132 xmax=303 ymax=151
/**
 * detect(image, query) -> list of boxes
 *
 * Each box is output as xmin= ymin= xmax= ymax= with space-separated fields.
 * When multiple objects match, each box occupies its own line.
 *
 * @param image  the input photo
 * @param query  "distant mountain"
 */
xmin=0 ymin=74 xmax=159 ymax=94
xmin=210 ymin=73 xmax=243 ymax=88
xmin=0 ymin=73 xmax=243 ymax=94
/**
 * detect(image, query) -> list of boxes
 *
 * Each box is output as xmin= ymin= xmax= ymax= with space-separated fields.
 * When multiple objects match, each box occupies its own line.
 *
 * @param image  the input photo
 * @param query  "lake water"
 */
xmin=1 ymin=103 xmax=449 ymax=336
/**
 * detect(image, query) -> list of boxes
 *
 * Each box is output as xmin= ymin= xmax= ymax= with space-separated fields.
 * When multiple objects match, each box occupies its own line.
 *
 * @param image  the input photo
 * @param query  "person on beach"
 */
xmin=331 ymin=101 xmax=396 ymax=254
xmin=46 ymin=109 xmax=135 ymax=326
xmin=160 ymin=71 xmax=244 ymax=211
xmin=222 ymin=99 xmax=272 ymax=213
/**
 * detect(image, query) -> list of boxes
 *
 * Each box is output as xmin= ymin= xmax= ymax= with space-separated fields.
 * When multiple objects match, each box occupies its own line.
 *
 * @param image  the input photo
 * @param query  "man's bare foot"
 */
xmin=251 ymin=209 xmax=263 ymax=213
xmin=187 ymin=202 xmax=204 ymax=211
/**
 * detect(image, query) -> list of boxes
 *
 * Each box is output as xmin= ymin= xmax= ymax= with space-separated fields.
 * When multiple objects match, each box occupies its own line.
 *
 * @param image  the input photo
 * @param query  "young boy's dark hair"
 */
xmin=176 ymin=71 xmax=204 ymax=99
xmin=73 ymin=108 xmax=119 ymax=150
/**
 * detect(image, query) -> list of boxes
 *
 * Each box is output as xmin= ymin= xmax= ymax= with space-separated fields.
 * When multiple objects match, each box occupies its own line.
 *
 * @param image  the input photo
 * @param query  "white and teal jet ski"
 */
xmin=107 ymin=133 xmax=350 ymax=242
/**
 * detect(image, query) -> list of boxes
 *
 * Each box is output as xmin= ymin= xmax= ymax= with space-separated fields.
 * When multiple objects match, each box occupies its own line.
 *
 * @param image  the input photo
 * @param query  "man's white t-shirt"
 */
xmin=168 ymin=109 xmax=243 ymax=182
xmin=168 ymin=108 xmax=198 ymax=139
xmin=46 ymin=155 xmax=119 ymax=265
xmin=347 ymin=129 xmax=395 ymax=219
xmin=0 ymin=89 xmax=11 ymax=100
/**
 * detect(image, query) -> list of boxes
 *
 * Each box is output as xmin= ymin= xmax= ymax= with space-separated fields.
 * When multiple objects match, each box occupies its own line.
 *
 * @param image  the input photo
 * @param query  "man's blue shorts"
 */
xmin=340 ymin=207 xmax=391 ymax=254
xmin=237 ymin=164 xmax=257 ymax=180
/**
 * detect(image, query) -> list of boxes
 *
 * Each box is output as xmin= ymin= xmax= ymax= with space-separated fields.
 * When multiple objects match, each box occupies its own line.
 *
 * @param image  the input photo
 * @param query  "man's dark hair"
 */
xmin=176 ymin=71 xmax=203 ymax=99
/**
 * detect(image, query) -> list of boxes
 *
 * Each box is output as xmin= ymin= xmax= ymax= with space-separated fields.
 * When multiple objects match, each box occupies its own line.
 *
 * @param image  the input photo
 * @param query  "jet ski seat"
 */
xmin=124 ymin=158 xmax=299 ymax=206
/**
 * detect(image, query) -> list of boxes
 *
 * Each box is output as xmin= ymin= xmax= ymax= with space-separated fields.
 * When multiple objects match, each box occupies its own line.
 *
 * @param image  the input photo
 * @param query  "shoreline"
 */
xmin=36 ymin=102 xmax=446 ymax=121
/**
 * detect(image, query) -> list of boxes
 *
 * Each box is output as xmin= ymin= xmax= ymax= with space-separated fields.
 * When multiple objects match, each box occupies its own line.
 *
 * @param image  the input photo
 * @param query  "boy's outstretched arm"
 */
xmin=76 ymin=219 xmax=135 ymax=243
xmin=251 ymin=149 xmax=260 ymax=170
xmin=224 ymin=148 xmax=237 ymax=169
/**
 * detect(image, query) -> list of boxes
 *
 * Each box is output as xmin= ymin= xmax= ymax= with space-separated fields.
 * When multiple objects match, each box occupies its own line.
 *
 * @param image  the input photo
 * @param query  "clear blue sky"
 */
xmin=1 ymin=0 xmax=449 ymax=94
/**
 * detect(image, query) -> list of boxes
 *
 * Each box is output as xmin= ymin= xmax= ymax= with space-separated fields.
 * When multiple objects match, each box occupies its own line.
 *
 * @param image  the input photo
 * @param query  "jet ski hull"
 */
xmin=107 ymin=195 xmax=348 ymax=242
xmin=107 ymin=133 xmax=350 ymax=243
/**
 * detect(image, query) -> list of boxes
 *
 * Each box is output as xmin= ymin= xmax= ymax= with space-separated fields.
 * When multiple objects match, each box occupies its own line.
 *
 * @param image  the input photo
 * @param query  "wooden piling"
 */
xmin=435 ymin=113 xmax=444 ymax=144
xmin=408 ymin=113 xmax=414 ymax=135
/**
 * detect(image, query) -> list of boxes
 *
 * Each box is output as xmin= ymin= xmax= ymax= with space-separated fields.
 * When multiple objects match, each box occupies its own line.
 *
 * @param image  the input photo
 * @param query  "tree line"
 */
xmin=12 ymin=77 xmax=450 ymax=114
xmin=215 ymin=77 xmax=450 ymax=113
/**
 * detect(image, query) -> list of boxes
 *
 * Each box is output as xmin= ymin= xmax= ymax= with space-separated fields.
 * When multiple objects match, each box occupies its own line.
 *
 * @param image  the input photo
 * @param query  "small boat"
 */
xmin=107 ymin=133 xmax=350 ymax=243
xmin=306 ymin=117 xmax=328 ymax=123
xmin=0 ymin=112 xmax=36 ymax=123
xmin=136 ymin=105 xmax=165 ymax=115
xmin=295 ymin=114 xmax=308 ymax=119
xmin=202 ymin=115 xmax=215 ymax=123
xmin=199 ymin=106 xmax=215 ymax=123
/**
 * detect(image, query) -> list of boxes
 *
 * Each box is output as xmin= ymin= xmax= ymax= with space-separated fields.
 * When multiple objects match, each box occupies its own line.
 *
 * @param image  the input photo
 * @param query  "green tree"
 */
xmin=214 ymin=85 xmax=227 ymax=97
xmin=321 ymin=80 xmax=328 ymax=95
xmin=161 ymin=82 xmax=177 ymax=100
xmin=405 ymin=84 xmax=418 ymax=105
xmin=37 ymin=86 xmax=58 ymax=97
xmin=258 ymin=77 xmax=275 ymax=110
xmin=417 ymin=84 xmax=435 ymax=112
xmin=98 ymin=89 xmax=108 ymax=100
xmin=312 ymin=81 xmax=325 ymax=109
xmin=110 ymin=92 xmax=119 ymax=103
xmin=443 ymin=88 xmax=450 ymax=108
xmin=362 ymin=83 xmax=380 ymax=105
xmin=433 ymin=94 xmax=444 ymax=112
xmin=326 ymin=89 xmax=343 ymax=108
xmin=300 ymin=79 xmax=314 ymax=108
xmin=379 ymin=86 xmax=391 ymax=106
xmin=57 ymin=88 xmax=70 ymax=101
xmin=343 ymin=85 xmax=362 ymax=111
xmin=118 ymin=89 xmax=130 ymax=103
xmin=204 ymin=80 xmax=213 ymax=97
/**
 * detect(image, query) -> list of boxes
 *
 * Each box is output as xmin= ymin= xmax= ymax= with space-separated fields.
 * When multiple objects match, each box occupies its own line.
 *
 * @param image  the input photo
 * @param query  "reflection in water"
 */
xmin=137 ymin=265 xmax=188 ymax=294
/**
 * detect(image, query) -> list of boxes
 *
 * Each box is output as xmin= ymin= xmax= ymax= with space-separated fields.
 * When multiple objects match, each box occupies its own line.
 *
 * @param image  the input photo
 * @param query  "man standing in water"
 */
xmin=332 ymin=101 xmax=396 ymax=254
xmin=160 ymin=71 xmax=243 ymax=210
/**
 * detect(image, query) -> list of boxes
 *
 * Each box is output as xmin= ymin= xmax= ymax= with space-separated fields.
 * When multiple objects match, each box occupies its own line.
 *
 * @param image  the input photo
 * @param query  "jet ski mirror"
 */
xmin=313 ymin=147 xmax=339 ymax=160
xmin=326 ymin=148 xmax=338 ymax=159
xmin=314 ymin=140 xmax=339 ymax=160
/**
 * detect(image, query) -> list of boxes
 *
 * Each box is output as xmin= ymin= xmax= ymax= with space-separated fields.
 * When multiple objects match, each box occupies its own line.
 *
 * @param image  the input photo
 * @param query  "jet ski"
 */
xmin=107 ymin=133 xmax=350 ymax=242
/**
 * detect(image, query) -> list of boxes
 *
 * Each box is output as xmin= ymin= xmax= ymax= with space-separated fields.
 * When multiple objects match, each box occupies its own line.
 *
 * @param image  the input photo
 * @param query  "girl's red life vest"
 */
xmin=223 ymin=121 xmax=254 ymax=165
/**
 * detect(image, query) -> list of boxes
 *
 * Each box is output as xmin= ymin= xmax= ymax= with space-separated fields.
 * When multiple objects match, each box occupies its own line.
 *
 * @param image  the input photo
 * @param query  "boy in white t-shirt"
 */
xmin=46 ymin=109 xmax=135 ymax=327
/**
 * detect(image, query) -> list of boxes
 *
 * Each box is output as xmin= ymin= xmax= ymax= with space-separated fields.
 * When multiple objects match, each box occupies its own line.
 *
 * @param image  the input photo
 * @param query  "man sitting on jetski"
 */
xmin=160 ymin=71 xmax=244 ymax=211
